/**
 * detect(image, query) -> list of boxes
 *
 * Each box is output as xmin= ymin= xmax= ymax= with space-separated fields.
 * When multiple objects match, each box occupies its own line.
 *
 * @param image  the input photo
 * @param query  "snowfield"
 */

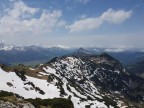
xmin=0 ymin=68 xmax=60 ymax=99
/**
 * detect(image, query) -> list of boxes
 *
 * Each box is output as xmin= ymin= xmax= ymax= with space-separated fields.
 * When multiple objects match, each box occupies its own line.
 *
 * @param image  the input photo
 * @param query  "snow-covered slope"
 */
xmin=0 ymin=53 xmax=144 ymax=108
xmin=0 ymin=68 xmax=60 ymax=99
xmin=43 ymin=64 xmax=108 ymax=108
xmin=0 ymin=67 xmax=109 ymax=108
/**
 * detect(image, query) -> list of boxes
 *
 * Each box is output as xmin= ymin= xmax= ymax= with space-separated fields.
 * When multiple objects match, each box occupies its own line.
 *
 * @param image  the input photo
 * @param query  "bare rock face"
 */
xmin=0 ymin=101 xmax=18 ymax=108
xmin=0 ymin=100 xmax=35 ymax=108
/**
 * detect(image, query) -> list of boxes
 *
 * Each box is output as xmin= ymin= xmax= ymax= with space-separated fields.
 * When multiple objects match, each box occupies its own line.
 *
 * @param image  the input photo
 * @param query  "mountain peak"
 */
xmin=73 ymin=47 xmax=94 ymax=56
xmin=0 ymin=43 xmax=14 ymax=51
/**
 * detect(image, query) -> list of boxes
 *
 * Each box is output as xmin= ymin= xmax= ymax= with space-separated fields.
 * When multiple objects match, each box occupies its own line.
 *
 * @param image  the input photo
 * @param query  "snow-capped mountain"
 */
xmin=0 ymin=43 xmax=70 ymax=52
xmin=0 ymin=53 xmax=144 ymax=108
xmin=0 ymin=43 xmax=14 ymax=51
xmin=0 ymin=43 xmax=144 ymax=66
xmin=0 ymin=43 xmax=74 ymax=65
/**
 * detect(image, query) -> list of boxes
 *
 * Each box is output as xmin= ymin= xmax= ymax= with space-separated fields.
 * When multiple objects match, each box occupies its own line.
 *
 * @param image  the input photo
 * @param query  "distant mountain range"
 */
xmin=0 ymin=43 xmax=144 ymax=66
xmin=0 ymin=43 xmax=74 ymax=65
xmin=73 ymin=47 xmax=144 ymax=66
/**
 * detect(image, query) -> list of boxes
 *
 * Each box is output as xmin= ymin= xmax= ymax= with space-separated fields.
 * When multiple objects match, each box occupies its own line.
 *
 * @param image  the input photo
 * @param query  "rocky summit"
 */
xmin=0 ymin=53 xmax=144 ymax=108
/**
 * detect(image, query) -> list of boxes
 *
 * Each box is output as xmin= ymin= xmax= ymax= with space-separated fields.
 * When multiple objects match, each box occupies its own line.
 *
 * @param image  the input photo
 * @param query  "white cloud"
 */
xmin=7 ymin=1 xmax=38 ymax=19
xmin=80 ymin=14 xmax=87 ymax=19
xmin=66 ymin=18 xmax=102 ymax=32
xmin=0 ymin=0 xmax=65 ymax=36
xmin=104 ymin=48 xmax=125 ymax=52
xmin=67 ymin=8 xmax=132 ymax=32
xmin=65 ymin=0 xmax=90 ymax=4
xmin=76 ymin=0 xmax=90 ymax=4
xmin=66 ymin=6 xmax=72 ymax=10
xmin=100 ymin=8 xmax=132 ymax=24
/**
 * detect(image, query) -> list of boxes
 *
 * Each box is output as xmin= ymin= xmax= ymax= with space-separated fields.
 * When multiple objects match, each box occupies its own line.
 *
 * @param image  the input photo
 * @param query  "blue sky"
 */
xmin=0 ymin=0 xmax=144 ymax=48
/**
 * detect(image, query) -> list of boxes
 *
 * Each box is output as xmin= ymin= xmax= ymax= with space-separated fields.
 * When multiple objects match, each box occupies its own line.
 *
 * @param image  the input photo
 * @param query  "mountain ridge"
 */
xmin=0 ymin=53 xmax=144 ymax=108
xmin=0 ymin=43 xmax=144 ymax=66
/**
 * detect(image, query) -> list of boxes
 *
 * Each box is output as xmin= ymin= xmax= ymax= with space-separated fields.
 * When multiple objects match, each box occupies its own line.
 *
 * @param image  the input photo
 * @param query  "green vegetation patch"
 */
xmin=27 ymin=98 xmax=74 ymax=108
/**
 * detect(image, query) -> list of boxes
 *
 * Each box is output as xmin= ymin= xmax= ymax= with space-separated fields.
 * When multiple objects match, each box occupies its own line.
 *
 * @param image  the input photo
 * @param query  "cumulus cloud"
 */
xmin=0 ymin=0 xmax=65 ymax=36
xmin=100 ymin=8 xmax=132 ymax=24
xmin=67 ymin=8 xmax=132 ymax=32
xmin=7 ymin=1 xmax=38 ymax=18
